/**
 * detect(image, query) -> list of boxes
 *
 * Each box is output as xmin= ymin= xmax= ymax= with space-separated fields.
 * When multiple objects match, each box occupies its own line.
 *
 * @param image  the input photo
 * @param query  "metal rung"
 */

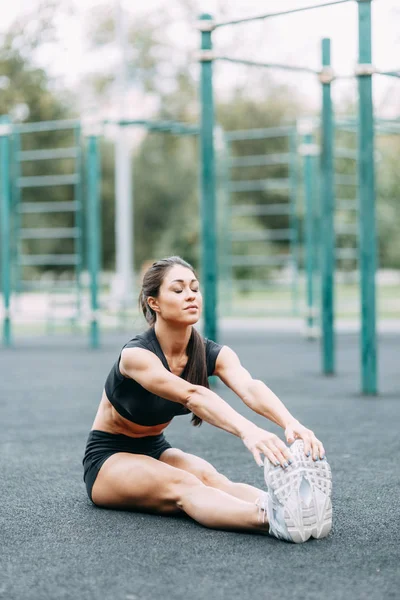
xmin=15 ymin=119 xmax=80 ymax=134
xmin=231 ymin=229 xmax=292 ymax=242
xmin=229 ymin=153 xmax=290 ymax=168
xmin=335 ymin=148 xmax=357 ymax=160
xmin=19 ymin=254 xmax=80 ymax=266
xmin=229 ymin=179 xmax=290 ymax=192
xmin=336 ymin=248 xmax=358 ymax=259
xmin=337 ymin=200 xmax=358 ymax=211
xmin=20 ymin=280 xmax=79 ymax=290
xmin=225 ymin=126 xmax=293 ymax=142
xmin=232 ymin=204 xmax=291 ymax=216
xmin=20 ymin=227 xmax=80 ymax=239
xmin=19 ymin=201 xmax=80 ymax=213
xmin=18 ymin=174 xmax=79 ymax=188
xmin=232 ymin=280 xmax=293 ymax=291
xmin=231 ymin=255 xmax=290 ymax=266
xmin=335 ymin=175 xmax=357 ymax=186
xmin=18 ymin=148 xmax=79 ymax=162
xmin=335 ymin=224 xmax=358 ymax=235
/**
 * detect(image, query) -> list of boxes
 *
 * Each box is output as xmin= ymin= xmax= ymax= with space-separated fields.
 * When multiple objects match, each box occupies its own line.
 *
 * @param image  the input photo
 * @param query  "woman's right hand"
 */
xmin=241 ymin=425 xmax=293 ymax=468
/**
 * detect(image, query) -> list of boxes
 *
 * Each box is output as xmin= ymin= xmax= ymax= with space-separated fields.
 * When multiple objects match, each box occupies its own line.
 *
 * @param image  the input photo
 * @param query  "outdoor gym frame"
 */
xmin=197 ymin=0 xmax=399 ymax=396
xmin=0 ymin=117 xmax=198 ymax=349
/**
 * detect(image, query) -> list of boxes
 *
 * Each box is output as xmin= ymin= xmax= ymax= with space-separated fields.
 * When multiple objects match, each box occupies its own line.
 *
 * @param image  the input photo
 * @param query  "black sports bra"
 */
xmin=104 ymin=327 xmax=223 ymax=426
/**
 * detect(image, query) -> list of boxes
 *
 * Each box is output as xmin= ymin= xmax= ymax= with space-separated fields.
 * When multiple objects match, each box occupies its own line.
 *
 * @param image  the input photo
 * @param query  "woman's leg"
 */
xmin=159 ymin=448 xmax=264 ymax=504
xmin=91 ymin=452 xmax=269 ymax=534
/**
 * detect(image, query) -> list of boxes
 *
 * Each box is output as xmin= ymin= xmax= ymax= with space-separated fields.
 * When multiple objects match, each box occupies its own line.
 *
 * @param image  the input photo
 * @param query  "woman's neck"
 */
xmin=154 ymin=321 xmax=192 ymax=359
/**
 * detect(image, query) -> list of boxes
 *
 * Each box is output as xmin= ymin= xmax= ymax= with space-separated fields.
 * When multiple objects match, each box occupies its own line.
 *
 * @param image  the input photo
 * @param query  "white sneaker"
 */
xmin=290 ymin=439 xmax=333 ymax=540
xmin=259 ymin=439 xmax=332 ymax=543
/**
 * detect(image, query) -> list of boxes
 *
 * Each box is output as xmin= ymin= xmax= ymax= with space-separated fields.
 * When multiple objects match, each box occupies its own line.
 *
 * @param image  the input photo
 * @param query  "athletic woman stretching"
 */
xmin=82 ymin=256 xmax=332 ymax=543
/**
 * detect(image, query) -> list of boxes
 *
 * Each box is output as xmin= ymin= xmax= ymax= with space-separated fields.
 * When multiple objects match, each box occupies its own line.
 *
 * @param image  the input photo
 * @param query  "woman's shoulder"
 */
xmin=123 ymin=327 xmax=155 ymax=351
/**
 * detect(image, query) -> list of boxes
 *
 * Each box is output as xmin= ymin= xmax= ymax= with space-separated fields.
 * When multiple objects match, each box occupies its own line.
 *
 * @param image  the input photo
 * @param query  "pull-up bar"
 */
xmin=197 ymin=0 xmax=380 ymax=397
xmin=213 ymin=0 xmax=353 ymax=29
xmin=216 ymin=57 xmax=318 ymax=75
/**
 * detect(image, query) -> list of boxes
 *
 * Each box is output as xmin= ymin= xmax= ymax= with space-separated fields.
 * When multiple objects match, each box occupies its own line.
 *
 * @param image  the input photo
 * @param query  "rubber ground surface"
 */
xmin=1 ymin=328 xmax=399 ymax=600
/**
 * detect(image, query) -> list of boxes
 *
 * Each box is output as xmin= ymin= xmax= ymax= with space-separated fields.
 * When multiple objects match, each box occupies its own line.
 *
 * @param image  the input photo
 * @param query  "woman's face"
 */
xmin=148 ymin=265 xmax=202 ymax=325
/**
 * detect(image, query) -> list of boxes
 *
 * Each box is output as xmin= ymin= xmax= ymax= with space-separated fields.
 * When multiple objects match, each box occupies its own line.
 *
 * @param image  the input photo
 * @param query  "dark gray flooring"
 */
xmin=1 ymin=329 xmax=399 ymax=600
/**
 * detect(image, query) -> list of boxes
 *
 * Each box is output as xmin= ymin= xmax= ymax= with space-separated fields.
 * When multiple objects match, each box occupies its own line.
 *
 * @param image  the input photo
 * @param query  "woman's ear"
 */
xmin=147 ymin=297 xmax=160 ymax=313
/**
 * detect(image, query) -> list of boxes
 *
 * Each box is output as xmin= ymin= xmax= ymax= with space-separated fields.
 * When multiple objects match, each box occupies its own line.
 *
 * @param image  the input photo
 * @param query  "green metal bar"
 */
xmin=320 ymin=38 xmax=335 ymax=375
xmin=377 ymin=70 xmax=400 ymax=79
xmin=231 ymin=255 xmax=290 ymax=266
xmin=335 ymin=148 xmax=358 ymax=159
xmin=18 ymin=174 xmax=79 ymax=188
xmin=229 ymin=179 xmax=289 ymax=192
xmin=19 ymin=148 xmax=79 ymax=161
xmin=303 ymin=131 xmax=316 ymax=335
xmin=215 ymin=1 xmax=352 ymax=28
xmin=357 ymin=0 xmax=377 ymax=395
xmin=19 ymin=201 xmax=80 ymax=213
xmin=217 ymin=57 xmax=318 ymax=75
xmin=232 ymin=204 xmax=291 ymax=216
xmin=13 ymin=131 xmax=22 ymax=295
xmin=229 ymin=153 xmax=291 ymax=167
xmin=0 ymin=120 xmax=12 ymax=346
xmin=108 ymin=119 xmax=199 ymax=135
xmin=19 ymin=227 xmax=80 ymax=239
xmin=15 ymin=119 xmax=79 ymax=133
xmin=225 ymin=126 xmax=293 ymax=141
xmin=20 ymin=255 xmax=79 ymax=266
xmin=289 ymin=131 xmax=300 ymax=316
xmin=199 ymin=14 xmax=218 ymax=342
xmin=216 ymin=134 xmax=232 ymax=317
xmin=74 ymin=125 xmax=84 ymax=325
xmin=86 ymin=135 xmax=101 ymax=349
xmin=231 ymin=229 xmax=292 ymax=242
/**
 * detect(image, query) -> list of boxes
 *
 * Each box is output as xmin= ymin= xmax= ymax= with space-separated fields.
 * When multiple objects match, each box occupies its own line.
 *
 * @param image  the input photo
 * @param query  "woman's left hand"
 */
xmin=284 ymin=419 xmax=325 ymax=460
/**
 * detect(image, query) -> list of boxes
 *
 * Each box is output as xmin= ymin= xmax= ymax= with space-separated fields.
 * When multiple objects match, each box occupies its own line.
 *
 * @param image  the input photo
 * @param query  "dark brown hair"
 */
xmin=139 ymin=256 xmax=208 ymax=427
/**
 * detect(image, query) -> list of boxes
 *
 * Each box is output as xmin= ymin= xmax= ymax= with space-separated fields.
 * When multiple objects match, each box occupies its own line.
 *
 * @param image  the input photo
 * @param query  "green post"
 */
xmin=289 ymin=130 xmax=300 ymax=316
xmin=0 ymin=119 xmax=12 ymax=347
xmin=320 ymin=38 xmax=335 ymax=374
xmin=198 ymin=14 xmax=218 ymax=342
xmin=86 ymin=134 xmax=101 ymax=349
xmin=299 ymin=120 xmax=319 ymax=339
xmin=357 ymin=0 xmax=377 ymax=394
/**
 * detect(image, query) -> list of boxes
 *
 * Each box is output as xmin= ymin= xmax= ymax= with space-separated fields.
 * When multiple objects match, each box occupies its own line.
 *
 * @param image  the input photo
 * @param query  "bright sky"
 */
xmin=2 ymin=0 xmax=400 ymax=118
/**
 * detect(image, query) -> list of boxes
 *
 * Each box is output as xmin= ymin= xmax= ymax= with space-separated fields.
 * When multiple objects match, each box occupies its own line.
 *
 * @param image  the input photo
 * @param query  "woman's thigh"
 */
xmin=91 ymin=451 xmax=205 ymax=513
xmin=159 ymin=448 xmax=228 ymax=487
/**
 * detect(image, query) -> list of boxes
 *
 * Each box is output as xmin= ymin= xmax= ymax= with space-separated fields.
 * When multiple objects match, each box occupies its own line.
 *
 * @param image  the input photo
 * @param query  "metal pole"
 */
xmin=115 ymin=0 xmax=134 ymax=310
xmin=299 ymin=120 xmax=319 ymax=338
xmin=86 ymin=135 xmax=101 ymax=348
xmin=320 ymin=38 xmax=335 ymax=374
xmin=357 ymin=0 xmax=377 ymax=394
xmin=289 ymin=131 xmax=300 ymax=316
xmin=198 ymin=14 xmax=218 ymax=342
xmin=0 ymin=119 xmax=12 ymax=347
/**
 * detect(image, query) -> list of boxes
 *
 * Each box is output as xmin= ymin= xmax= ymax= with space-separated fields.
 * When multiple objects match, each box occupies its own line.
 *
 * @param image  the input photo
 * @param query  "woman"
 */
xmin=82 ymin=256 xmax=332 ymax=543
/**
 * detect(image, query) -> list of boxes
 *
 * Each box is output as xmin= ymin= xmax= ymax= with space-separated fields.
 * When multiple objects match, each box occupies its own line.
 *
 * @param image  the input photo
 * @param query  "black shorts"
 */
xmin=82 ymin=429 xmax=173 ymax=503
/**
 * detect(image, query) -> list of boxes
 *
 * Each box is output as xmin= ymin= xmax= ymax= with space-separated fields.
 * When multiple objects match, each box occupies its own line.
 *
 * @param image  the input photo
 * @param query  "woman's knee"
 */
xmin=171 ymin=471 xmax=206 ymax=511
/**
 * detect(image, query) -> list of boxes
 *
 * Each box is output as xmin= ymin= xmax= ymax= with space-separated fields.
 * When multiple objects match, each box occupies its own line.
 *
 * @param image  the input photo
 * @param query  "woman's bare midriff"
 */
xmin=91 ymin=390 xmax=172 ymax=438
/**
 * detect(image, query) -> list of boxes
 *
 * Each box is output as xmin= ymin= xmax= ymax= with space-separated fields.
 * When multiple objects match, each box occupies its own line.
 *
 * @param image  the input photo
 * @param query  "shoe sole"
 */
xmin=264 ymin=440 xmax=332 ymax=543
xmin=264 ymin=459 xmax=311 ymax=543
xmin=290 ymin=440 xmax=333 ymax=539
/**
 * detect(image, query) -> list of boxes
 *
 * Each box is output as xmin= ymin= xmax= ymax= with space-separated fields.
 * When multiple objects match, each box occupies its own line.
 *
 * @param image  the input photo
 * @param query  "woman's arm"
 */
xmin=120 ymin=348 xmax=292 ymax=466
xmin=213 ymin=346 xmax=325 ymax=460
